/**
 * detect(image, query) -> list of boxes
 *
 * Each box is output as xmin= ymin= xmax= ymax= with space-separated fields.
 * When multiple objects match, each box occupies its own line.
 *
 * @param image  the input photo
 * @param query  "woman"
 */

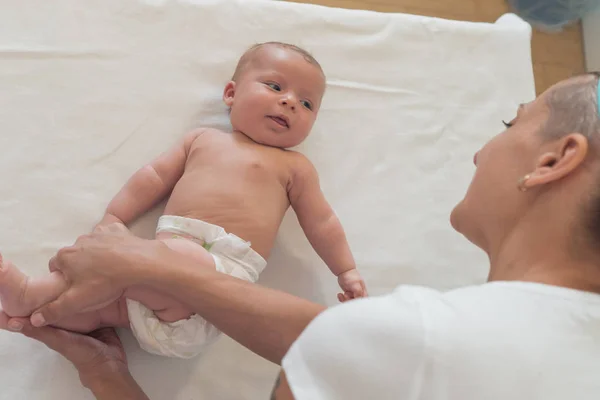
xmin=3 ymin=73 xmax=600 ymax=399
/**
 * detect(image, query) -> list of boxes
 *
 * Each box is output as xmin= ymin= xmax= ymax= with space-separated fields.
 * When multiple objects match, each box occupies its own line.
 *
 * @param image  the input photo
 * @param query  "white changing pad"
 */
xmin=0 ymin=0 xmax=535 ymax=399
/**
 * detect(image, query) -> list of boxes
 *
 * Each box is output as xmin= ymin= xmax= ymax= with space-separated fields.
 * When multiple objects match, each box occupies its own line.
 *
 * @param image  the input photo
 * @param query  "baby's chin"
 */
xmin=245 ymin=131 xmax=308 ymax=149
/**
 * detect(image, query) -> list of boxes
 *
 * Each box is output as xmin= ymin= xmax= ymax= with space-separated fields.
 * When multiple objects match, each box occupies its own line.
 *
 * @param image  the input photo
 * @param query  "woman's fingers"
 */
xmin=89 ymin=327 xmax=124 ymax=350
xmin=31 ymin=291 xmax=78 ymax=327
xmin=20 ymin=320 xmax=74 ymax=352
xmin=4 ymin=316 xmax=82 ymax=362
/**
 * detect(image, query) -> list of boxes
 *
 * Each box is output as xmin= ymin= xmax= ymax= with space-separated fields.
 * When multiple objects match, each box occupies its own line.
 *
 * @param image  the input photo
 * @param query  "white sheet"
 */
xmin=0 ymin=0 xmax=536 ymax=398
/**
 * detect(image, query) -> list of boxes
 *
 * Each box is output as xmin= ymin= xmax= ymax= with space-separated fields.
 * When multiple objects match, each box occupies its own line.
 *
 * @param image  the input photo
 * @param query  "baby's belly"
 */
xmin=155 ymin=230 xmax=205 ymax=245
xmin=160 ymin=206 xmax=285 ymax=259
xmin=163 ymin=175 xmax=290 ymax=258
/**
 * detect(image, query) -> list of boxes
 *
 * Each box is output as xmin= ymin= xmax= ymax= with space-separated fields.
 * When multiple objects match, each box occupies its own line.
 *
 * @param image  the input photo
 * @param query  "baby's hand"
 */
xmin=337 ymin=269 xmax=367 ymax=302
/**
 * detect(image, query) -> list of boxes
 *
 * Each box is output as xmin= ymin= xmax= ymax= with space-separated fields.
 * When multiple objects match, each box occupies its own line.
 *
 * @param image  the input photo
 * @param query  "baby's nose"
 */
xmin=280 ymin=96 xmax=296 ymax=110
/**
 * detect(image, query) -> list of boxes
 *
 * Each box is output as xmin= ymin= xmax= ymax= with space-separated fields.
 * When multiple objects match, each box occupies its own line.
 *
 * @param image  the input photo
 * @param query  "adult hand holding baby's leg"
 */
xmin=31 ymin=223 xmax=155 ymax=328
xmin=0 ymin=312 xmax=148 ymax=399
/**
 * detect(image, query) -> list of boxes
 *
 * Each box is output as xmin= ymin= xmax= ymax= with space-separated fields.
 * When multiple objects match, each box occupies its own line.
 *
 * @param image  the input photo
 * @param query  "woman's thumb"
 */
xmin=31 ymin=295 xmax=71 ymax=327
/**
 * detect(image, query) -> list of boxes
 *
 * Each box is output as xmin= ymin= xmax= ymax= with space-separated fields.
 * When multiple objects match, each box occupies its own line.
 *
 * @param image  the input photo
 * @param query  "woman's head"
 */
xmin=451 ymin=72 xmax=600 ymax=262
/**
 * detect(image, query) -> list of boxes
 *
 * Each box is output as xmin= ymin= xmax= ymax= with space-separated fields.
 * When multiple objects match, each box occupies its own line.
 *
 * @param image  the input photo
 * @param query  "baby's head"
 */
xmin=223 ymin=42 xmax=326 ymax=148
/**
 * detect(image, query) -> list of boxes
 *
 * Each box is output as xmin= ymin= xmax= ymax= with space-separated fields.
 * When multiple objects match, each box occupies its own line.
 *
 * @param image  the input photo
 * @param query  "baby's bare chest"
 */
xmin=187 ymin=140 xmax=292 ymax=184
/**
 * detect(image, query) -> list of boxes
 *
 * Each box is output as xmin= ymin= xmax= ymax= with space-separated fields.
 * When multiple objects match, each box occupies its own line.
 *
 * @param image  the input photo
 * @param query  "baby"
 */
xmin=0 ymin=42 xmax=367 ymax=358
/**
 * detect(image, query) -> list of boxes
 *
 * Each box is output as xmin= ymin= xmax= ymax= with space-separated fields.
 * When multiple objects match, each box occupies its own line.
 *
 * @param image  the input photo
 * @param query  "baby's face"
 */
xmin=223 ymin=46 xmax=325 ymax=148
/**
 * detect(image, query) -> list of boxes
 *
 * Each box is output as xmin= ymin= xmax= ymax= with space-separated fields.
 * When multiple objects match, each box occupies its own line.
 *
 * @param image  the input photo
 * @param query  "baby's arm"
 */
xmin=288 ymin=155 xmax=366 ymax=301
xmin=95 ymin=130 xmax=203 ymax=229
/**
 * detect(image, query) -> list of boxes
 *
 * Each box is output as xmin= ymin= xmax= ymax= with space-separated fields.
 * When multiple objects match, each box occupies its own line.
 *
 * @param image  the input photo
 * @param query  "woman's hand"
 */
xmin=1 ymin=313 xmax=149 ymax=399
xmin=1 ymin=312 xmax=126 ymax=388
xmin=29 ymin=223 xmax=325 ymax=367
xmin=31 ymin=223 xmax=159 ymax=327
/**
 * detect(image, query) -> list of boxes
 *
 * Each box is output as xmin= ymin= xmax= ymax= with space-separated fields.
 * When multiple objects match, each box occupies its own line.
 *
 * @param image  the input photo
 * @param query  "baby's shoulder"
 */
xmin=185 ymin=127 xmax=226 ymax=148
xmin=283 ymin=148 xmax=310 ymax=164
xmin=282 ymin=150 xmax=318 ymax=180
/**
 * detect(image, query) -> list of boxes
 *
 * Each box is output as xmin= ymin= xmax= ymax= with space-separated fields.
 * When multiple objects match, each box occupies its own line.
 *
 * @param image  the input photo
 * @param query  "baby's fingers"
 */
xmin=348 ymin=283 xmax=364 ymax=297
xmin=337 ymin=292 xmax=354 ymax=303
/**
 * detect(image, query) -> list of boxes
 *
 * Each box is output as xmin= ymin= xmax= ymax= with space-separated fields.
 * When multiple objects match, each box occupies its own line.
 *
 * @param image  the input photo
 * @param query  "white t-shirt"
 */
xmin=282 ymin=281 xmax=600 ymax=400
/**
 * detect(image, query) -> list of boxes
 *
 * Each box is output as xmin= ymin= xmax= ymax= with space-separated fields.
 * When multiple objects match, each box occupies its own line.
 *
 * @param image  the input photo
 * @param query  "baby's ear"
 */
xmin=223 ymin=81 xmax=236 ymax=107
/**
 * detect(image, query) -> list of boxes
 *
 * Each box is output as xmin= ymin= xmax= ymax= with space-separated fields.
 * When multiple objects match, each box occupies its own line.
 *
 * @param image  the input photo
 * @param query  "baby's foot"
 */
xmin=0 ymin=254 xmax=33 ymax=317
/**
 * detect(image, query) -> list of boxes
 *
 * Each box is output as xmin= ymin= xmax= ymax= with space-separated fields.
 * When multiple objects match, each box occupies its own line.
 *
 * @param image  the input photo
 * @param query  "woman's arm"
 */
xmin=145 ymin=256 xmax=325 ymax=364
xmin=84 ymin=367 xmax=149 ymax=400
xmin=31 ymin=225 xmax=325 ymax=364
xmin=272 ymin=371 xmax=295 ymax=400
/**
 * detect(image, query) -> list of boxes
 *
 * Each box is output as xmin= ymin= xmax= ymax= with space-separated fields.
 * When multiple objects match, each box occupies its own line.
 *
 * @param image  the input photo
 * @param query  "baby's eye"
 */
xmin=301 ymin=100 xmax=313 ymax=110
xmin=502 ymin=120 xmax=513 ymax=129
xmin=266 ymin=82 xmax=281 ymax=91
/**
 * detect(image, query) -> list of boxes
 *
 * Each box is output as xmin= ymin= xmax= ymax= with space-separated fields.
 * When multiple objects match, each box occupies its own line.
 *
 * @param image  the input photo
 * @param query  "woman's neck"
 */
xmin=488 ymin=222 xmax=600 ymax=294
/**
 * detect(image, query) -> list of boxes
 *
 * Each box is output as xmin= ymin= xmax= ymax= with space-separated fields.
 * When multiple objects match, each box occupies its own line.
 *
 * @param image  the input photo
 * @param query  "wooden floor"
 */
xmin=289 ymin=0 xmax=587 ymax=95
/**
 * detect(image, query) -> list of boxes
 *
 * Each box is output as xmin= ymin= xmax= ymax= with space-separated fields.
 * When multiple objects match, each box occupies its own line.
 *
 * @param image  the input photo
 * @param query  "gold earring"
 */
xmin=517 ymin=174 xmax=531 ymax=192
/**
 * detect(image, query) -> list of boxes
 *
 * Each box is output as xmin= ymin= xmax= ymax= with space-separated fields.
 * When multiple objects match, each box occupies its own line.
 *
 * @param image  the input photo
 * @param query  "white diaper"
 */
xmin=126 ymin=215 xmax=267 ymax=359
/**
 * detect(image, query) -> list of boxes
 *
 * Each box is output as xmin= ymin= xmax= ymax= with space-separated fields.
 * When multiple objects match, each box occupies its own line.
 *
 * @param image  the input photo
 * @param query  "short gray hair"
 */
xmin=559 ymin=72 xmax=600 ymax=247
xmin=542 ymin=72 xmax=600 ymax=142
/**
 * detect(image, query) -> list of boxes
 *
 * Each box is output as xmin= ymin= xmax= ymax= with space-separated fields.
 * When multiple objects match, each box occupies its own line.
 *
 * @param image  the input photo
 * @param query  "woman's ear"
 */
xmin=223 ymin=81 xmax=236 ymax=107
xmin=524 ymin=133 xmax=589 ymax=189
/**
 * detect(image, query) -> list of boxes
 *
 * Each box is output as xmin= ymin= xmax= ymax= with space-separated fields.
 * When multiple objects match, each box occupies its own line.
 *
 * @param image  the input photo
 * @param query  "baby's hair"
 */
xmin=231 ymin=41 xmax=324 ymax=81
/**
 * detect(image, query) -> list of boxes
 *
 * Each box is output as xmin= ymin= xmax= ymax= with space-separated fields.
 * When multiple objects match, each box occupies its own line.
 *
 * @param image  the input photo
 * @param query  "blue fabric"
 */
xmin=508 ymin=0 xmax=600 ymax=30
xmin=597 ymin=79 xmax=600 ymax=116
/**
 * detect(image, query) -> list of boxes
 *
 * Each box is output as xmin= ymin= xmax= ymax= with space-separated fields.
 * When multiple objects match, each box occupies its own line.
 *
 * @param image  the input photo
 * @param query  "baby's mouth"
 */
xmin=268 ymin=115 xmax=289 ymax=128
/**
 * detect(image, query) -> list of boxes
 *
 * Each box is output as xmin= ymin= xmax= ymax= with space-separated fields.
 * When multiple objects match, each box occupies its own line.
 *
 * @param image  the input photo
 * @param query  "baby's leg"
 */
xmin=0 ymin=254 xmax=128 ymax=332
xmin=0 ymin=236 xmax=215 ymax=329
xmin=124 ymin=236 xmax=216 ymax=323
xmin=0 ymin=255 xmax=66 ymax=318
